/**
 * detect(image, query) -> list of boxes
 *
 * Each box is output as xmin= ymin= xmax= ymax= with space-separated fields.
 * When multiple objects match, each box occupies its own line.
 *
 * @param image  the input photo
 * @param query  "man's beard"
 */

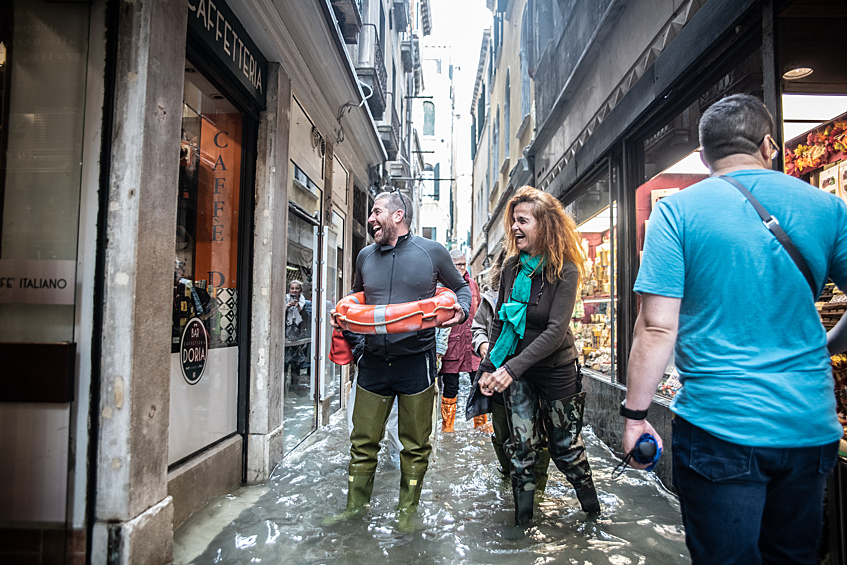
xmin=372 ymin=221 xmax=397 ymax=245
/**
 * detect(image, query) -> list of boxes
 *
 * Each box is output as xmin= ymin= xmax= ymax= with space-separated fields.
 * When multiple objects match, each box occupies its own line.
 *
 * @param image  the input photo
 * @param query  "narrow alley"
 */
xmin=4 ymin=1 xmax=847 ymax=563
xmin=173 ymin=382 xmax=687 ymax=564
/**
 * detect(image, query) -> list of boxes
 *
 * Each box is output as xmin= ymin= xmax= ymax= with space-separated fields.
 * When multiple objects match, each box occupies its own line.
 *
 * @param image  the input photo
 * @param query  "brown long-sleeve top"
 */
xmin=479 ymin=255 xmax=580 ymax=380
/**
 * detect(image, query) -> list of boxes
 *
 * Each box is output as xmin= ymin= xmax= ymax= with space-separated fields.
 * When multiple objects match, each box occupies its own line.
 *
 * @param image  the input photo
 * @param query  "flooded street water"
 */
xmin=174 ymin=383 xmax=688 ymax=564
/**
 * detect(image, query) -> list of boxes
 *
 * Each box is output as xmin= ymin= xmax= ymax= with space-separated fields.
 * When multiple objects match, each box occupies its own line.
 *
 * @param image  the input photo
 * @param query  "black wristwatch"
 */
xmin=620 ymin=399 xmax=648 ymax=420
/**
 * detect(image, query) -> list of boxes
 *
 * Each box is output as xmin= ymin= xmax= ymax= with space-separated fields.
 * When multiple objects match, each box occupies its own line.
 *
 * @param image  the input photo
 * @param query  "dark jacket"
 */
xmin=351 ymin=233 xmax=472 ymax=360
xmin=471 ymin=287 xmax=498 ymax=357
xmin=480 ymin=256 xmax=579 ymax=379
xmin=441 ymin=271 xmax=481 ymax=373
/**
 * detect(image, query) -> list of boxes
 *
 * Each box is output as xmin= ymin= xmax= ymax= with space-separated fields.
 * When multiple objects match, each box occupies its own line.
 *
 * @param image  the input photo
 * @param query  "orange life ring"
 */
xmin=333 ymin=287 xmax=458 ymax=335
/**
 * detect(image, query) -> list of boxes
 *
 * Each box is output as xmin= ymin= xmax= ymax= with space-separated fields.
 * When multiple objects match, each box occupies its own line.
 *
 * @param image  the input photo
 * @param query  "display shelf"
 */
xmin=583 ymin=294 xmax=617 ymax=304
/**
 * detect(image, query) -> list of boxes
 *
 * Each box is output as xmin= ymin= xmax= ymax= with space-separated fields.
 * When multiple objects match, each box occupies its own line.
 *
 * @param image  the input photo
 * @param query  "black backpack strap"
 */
xmin=719 ymin=175 xmax=817 ymax=297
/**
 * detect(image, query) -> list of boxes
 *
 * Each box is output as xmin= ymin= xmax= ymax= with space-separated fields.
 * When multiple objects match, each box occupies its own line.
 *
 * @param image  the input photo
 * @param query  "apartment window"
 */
xmin=493 ymin=13 xmax=503 ymax=60
xmin=436 ymin=59 xmax=442 ymax=74
xmin=476 ymin=89 xmax=486 ymax=143
xmin=433 ymin=163 xmax=441 ymax=200
xmin=535 ymin=0 xmax=554 ymax=66
xmin=504 ymin=68 xmax=511 ymax=156
xmin=392 ymin=63 xmax=397 ymax=112
xmin=422 ymin=227 xmax=436 ymax=240
xmin=520 ymin=2 xmax=532 ymax=119
xmin=492 ymin=106 xmax=500 ymax=181
xmin=471 ymin=119 xmax=477 ymax=161
xmin=423 ymin=101 xmax=435 ymax=136
xmin=379 ymin=1 xmax=386 ymax=55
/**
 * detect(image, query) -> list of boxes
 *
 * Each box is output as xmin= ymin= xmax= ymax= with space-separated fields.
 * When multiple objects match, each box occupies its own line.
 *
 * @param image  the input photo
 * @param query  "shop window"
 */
xmin=170 ymin=60 xmax=244 ymax=464
xmin=634 ymin=45 xmax=762 ymax=398
xmin=0 ymin=0 xmax=90 ymax=528
xmin=0 ymin=2 xmax=89 ymax=344
xmin=567 ymin=168 xmax=617 ymax=380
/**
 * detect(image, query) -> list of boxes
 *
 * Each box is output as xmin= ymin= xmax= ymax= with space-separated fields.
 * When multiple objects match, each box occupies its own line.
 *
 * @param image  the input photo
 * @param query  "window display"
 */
xmin=567 ymin=170 xmax=617 ymax=379
xmin=781 ymin=94 xmax=847 ymax=454
xmin=169 ymin=60 xmax=244 ymax=464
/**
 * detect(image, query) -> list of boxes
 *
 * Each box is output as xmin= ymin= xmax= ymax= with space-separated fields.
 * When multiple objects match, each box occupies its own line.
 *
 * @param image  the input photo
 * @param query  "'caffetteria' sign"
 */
xmin=187 ymin=0 xmax=268 ymax=109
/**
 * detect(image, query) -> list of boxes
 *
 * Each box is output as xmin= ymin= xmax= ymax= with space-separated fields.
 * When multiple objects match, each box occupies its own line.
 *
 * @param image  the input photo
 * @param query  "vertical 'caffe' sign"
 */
xmin=181 ymin=318 xmax=209 ymax=385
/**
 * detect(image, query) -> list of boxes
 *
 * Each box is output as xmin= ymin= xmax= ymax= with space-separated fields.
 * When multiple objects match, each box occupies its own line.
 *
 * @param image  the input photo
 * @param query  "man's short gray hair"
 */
xmin=449 ymin=249 xmax=465 ymax=261
xmin=375 ymin=191 xmax=414 ymax=228
xmin=699 ymin=94 xmax=775 ymax=165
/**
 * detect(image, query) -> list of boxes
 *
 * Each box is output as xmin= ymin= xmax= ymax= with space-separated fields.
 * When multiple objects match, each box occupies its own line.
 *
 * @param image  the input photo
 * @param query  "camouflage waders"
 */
xmin=504 ymin=381 xmax=600 ymax=526
xmin=491 ymin=402 xmax=551 ymax=495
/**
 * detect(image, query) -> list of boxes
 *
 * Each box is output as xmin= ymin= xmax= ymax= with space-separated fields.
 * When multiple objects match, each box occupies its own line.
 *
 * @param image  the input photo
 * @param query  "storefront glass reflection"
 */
xmin=322 ymin=211 xmax=344 ymax=415
xmin=634 ymin=46 xmax=761 ymax=398
xmin=169 ymin=61 xmax=242 ymax=465
xmin=0 ymin=0 xmax=90 ymax=533
xmin=284 ymin=161 xmax=321 ymax=454
xmin=567 ymin=171 xmax=617 ymax=379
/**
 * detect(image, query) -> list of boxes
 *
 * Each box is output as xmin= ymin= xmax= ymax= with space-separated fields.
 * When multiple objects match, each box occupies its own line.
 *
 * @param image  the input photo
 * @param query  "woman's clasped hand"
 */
xmin=479 ymin=367 xmax=513 ymax=395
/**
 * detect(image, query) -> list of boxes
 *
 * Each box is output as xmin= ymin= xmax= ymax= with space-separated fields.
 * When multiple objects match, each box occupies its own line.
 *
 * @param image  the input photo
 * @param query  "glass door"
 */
xmin=319 ymin=222 xmax=341 ymax=417
xmin=283 ymin=201 xmax=320 ymax=455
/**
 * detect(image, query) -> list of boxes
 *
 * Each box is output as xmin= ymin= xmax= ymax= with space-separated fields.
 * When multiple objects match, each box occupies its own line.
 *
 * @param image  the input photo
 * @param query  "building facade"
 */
xmin=415 ymin=45 xmax=454 ymax=246
xmin=0 ymin=0 xmax=430 ymax=563
xmin=469 ymin=0 xmax=538 ymax=277
xmin=470 ymin=1 xmax=847 ymax=558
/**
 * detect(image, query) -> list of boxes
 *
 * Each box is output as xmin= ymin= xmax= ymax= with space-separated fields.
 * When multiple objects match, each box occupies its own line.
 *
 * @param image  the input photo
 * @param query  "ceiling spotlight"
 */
xmin=783 ymin=67 xmax=813 ymax=80
xmin=210 ymin=94 xmax=225 ymax=100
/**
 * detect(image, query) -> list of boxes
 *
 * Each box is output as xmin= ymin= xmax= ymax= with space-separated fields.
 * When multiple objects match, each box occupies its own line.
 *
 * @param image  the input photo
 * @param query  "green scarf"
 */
xmin=488 ymin=252 xmax=544 ymax=368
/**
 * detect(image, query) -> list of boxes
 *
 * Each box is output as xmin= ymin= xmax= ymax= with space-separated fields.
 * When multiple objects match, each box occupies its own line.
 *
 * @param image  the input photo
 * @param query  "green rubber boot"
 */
xmin=396 ymin=383 xmax=436 ymax=531
xmin=323 ymin=385 xmax=394 ymax=526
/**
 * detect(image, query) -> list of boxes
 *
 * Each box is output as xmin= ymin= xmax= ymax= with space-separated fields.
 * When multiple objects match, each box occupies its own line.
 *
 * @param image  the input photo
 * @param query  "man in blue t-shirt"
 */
xmin=622 ymin=94 xmax=847 ymax=564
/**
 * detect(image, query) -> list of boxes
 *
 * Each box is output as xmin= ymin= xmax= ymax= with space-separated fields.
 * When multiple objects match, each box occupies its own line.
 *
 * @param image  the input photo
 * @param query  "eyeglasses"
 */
xmin=454 ymin=262 xmax=467 ymax=268
xmin=390 ymin=187 xmax=408 ymax=223
xmin=758 ymin=135 xmax=780 ymax=160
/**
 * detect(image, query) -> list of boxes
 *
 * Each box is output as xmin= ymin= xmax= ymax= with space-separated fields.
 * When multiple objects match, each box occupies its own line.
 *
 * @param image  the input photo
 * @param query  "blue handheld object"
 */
xmin=633 ymin=433 xmax=662 ymax=471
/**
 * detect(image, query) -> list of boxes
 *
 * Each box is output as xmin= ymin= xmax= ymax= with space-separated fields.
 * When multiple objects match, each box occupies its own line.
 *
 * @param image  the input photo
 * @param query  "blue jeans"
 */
xmin=672 ymin=417 xmax=838 ymax=564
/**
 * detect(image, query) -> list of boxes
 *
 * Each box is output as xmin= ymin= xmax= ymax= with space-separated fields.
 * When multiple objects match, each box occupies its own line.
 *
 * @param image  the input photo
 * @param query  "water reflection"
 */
xmin=175 ymin=385 xmax=688 ymax=564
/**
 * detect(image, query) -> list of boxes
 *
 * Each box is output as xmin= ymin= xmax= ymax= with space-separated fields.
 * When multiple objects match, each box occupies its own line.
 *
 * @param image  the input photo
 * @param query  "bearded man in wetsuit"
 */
xmin=326 ymin=191 xmax=471 ymax=528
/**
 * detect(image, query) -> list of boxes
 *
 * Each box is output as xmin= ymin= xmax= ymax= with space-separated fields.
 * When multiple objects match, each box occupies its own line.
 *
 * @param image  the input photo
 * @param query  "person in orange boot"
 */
xmin=440 ymin=249 xmax=482 ymax=432
xmin=435 ymin=324 xmax=452 ymax=432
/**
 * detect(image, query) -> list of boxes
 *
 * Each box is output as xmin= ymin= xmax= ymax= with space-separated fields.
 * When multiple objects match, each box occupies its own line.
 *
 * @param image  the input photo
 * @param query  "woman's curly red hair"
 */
xmin=503 ymin=186 xmax=587 ymax=283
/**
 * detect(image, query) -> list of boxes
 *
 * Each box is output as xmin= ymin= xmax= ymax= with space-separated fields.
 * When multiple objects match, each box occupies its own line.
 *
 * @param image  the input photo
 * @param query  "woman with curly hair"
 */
xmin=479 ymin=186 xmax=600 ymax=527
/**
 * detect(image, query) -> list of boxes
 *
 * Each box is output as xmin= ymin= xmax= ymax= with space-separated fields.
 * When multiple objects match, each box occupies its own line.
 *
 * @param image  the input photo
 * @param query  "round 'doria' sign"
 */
xmin=180 ymin=317 xmax=208 ymax=385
